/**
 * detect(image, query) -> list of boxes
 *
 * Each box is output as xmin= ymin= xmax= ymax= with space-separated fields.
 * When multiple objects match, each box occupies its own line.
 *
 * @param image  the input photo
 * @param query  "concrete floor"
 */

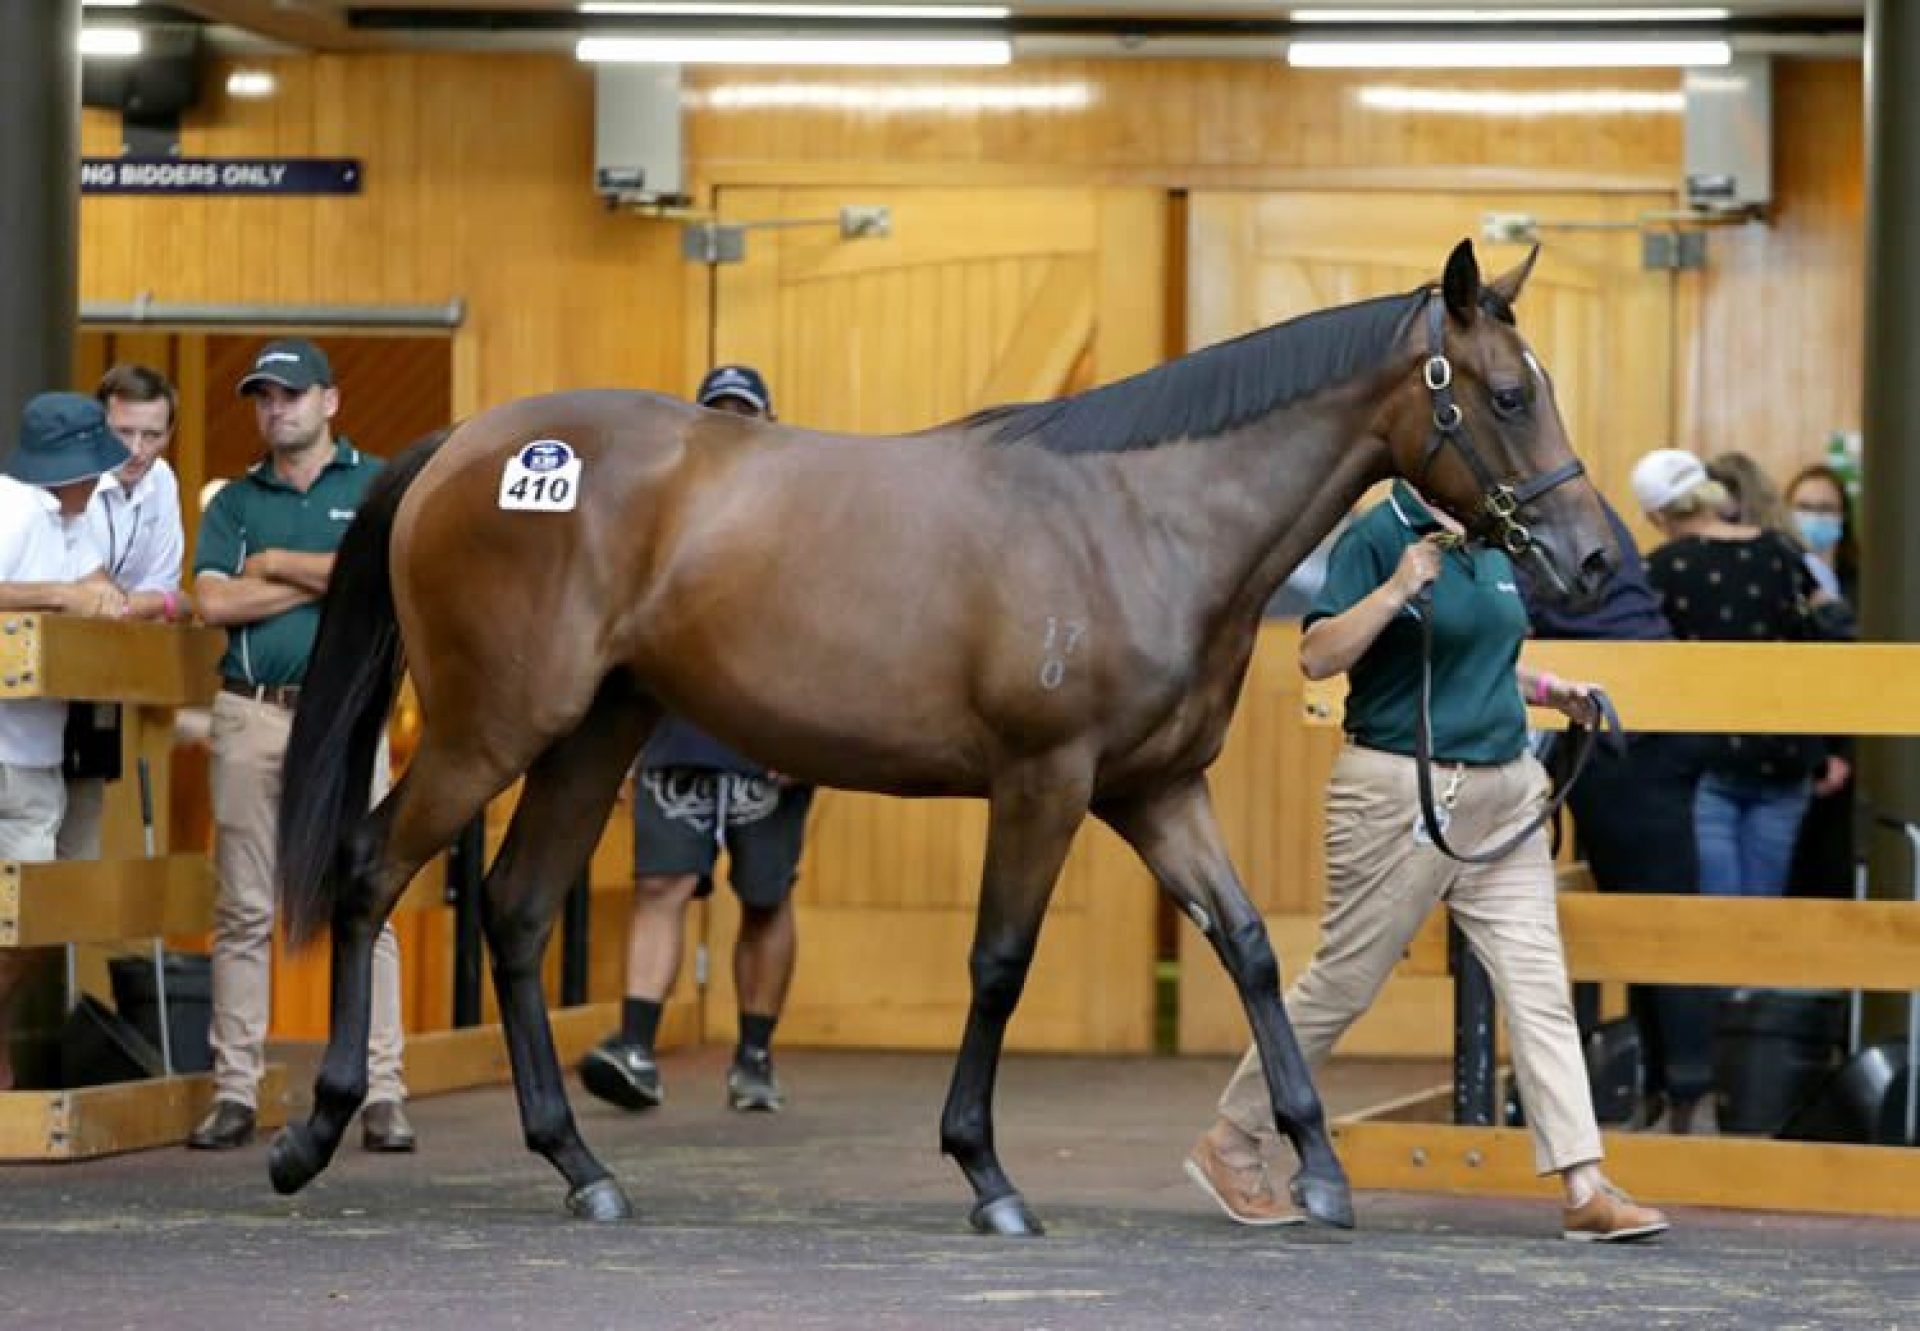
xmin=2 ymin=1049 xmax=1916 ymax=1330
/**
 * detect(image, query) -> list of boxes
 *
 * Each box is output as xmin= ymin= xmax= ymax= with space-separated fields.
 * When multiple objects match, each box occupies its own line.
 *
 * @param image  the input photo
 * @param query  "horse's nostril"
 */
xmin=1579 ymin=550 xmax=1613 ymax=588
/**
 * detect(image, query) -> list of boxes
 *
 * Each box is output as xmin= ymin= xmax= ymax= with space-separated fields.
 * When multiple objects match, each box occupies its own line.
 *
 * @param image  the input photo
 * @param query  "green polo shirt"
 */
xmin=192 ymin=440 xmax=383 ymax=687
xmin=1309 ymin=483 xmax=1530 ymax=765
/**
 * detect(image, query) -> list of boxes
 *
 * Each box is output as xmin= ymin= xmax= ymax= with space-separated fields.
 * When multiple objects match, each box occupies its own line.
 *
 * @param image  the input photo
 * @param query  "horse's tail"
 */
xmin=277 ymin=427 xmax=450 ymax=945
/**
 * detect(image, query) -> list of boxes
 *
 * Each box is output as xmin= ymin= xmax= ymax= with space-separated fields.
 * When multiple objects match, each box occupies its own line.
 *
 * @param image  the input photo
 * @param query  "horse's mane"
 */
xmin=970 ymin=286 xmax=1429 ymax=455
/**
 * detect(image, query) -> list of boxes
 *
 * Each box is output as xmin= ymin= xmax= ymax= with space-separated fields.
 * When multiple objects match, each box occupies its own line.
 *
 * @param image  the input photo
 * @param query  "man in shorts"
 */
xmin=579 ymin=365 xmax=814 ymax=1114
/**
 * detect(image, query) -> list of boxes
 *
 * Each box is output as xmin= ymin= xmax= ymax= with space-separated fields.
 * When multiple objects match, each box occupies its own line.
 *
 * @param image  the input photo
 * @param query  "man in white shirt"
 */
xmin=55 ymin=366 xmax=195 ymax=862
xmin=0 ymin=393 xmax=131 ymax=1090
xmin=87 ymin=364 xmax=187 ymax=619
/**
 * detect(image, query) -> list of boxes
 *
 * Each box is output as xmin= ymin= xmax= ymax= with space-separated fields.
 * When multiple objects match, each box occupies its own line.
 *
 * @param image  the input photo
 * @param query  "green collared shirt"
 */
xmin=192 ymin=440 xmax=383 ymax=687
xmin=1308 ymin=482 xmax=1530 ymax=765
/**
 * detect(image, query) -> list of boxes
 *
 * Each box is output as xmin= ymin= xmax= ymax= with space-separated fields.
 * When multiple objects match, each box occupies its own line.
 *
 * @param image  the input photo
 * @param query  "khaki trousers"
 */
xmin=208 ymin=691 xmax=405 ymax=1110
xmin=0 ymin=764 xmax=65 ymax=861
xmin=56 ymin=777 xmax=104 ymax=861
xmin=1219 ymin=744 xmax=1603 ymax=1175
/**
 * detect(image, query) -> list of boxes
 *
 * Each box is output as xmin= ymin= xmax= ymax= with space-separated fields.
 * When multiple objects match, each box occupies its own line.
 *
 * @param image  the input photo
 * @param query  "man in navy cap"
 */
xmin=186 ymin=338 xmax=414 ymax=1151
xmin=0 ymin=393 xmax=135 ymax=1089
xmin=579 ymin=364 xmax=814 ymax=1115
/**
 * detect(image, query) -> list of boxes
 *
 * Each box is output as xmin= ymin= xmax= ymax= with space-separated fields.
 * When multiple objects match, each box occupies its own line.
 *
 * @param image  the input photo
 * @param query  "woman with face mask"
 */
xmin=1784 ymin=465 xmax=1861 ymax=903
xmin=1785 ymin=465 xmax=1858 ymax=608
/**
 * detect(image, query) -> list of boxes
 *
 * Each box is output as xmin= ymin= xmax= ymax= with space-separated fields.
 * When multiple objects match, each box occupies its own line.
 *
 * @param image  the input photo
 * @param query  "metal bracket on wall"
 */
xmin=1642 ymin=230 xmax=1709 ymax=271
xmin=682 ymin=204 xmax=892 ymax=266
xmin=1481 ymin=210 xmax=1734 ymax=273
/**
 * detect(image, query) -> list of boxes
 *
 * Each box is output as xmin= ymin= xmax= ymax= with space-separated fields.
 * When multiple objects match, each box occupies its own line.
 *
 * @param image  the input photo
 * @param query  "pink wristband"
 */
xmin=160 ymin=588 xmax=179 ymax=623
xmin=1531 ymin=672 xmax=1556 ymax=706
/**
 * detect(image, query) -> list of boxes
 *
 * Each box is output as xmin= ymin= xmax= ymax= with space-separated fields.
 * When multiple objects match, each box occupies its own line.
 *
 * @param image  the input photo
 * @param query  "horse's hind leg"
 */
xmin=270 ymin=740 xmax=508 ymax=1196
xmin=479 ymin=681 xmax=657 ymax=1221
xmin=939 ymin=758 xmax=1091 ymax=1237
xmin=1097 ymin=776 xmax=1353 ymax=1229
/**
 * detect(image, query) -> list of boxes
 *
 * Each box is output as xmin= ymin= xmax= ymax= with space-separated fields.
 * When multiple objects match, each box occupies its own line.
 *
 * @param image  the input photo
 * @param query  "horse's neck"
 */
xmin=1149 ymin=381 xmax=1398 ymax=627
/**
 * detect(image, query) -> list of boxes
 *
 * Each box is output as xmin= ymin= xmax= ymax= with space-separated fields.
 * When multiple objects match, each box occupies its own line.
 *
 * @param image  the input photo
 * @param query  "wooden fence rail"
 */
xmin=1306 ymin=639 xmax=1920 ymax=1218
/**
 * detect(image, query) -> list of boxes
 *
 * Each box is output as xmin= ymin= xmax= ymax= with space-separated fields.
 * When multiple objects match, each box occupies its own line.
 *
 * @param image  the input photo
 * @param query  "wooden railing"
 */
xmin=1305 ymin=640 xmax=1920 ymax=1219
xmin=0 ymin=614 xmax=288 ymax=1161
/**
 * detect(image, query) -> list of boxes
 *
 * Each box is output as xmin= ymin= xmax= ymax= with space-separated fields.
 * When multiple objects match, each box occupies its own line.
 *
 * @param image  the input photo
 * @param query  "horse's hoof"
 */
xmin=968 ymin=1193 xmax=1045 ymax=1237
xmin=1290 ymin=1171 xmax=1356 ymax=1230
xmin=268 ymin=1125 xmax=323 ymax=1196
xmin=566 ymin=1178 xmax=634 ymax=1222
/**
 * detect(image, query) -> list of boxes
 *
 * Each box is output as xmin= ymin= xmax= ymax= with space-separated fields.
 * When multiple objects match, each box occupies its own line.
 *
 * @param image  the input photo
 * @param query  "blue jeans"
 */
xmin=1695 ymin=772 xmax=1812 ymax=897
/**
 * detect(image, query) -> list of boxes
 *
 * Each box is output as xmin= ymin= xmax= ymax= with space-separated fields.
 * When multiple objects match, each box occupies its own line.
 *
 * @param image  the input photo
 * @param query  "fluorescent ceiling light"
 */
xmin=1291 ymin=7 xmax=1730 ymax=20
xmin=1359 ymin=85 xmax=1685 ymax=114
xmin=1288 ymin=39 xmax=1731 ymax=67
xmin=577 ymin=35 xmax=1010 ymax=63
xmin=78 ymin=27 xmax=143 ymax=57
xmin=226 ymin=69 xmax=279 ymax=99
xmin=580 ymin=3 xmax=1008 ymax=16
xmin=81 ymin=1 xmax=141 ymax=8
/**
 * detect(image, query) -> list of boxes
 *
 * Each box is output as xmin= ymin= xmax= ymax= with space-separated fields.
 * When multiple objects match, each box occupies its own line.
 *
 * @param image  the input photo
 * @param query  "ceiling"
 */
xmin=133 ymin=1 xmax=1868 ymax=54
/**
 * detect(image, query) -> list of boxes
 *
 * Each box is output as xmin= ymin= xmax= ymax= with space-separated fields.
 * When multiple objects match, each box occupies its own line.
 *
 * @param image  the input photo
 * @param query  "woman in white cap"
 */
xmin=1631 ymin=448 xmax=1825 ymax=899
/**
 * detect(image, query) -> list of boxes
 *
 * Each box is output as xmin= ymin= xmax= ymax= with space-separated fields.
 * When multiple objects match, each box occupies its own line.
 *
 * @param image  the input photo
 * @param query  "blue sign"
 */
xmin=80 ymin=157 xmax=362 ymax=196
xmin=519 ymin=440 xmax=574 ymax=472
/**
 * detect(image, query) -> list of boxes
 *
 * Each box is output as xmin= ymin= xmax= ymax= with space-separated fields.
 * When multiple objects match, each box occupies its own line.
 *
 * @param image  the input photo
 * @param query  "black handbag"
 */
xmin=62 ymin=702 xmax=123 ymax=782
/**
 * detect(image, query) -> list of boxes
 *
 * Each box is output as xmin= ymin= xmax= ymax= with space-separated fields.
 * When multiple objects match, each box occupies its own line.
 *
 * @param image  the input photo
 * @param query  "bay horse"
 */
xmin=269 ymin=239 xmax=1616 ymax=1234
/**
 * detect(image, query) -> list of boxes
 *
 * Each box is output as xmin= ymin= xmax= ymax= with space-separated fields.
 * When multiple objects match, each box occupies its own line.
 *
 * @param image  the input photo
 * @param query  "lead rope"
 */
xmin=1410 ymin=579 xmax=1623 ymax=864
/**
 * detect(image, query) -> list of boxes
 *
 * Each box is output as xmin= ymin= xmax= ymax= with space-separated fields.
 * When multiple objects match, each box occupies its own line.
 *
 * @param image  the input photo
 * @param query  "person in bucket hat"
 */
xmin=0 ymin=392 xmax=141 ymax=1090
xmin=0 ymin=393 xmax=130 ymax=619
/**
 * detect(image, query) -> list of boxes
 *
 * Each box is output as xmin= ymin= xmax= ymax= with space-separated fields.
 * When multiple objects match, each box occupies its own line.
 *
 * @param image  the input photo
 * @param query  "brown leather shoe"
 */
xmin=187 ymin=1099 xmax=256 ymax=1150
xmin=361 ymin=1100 xmax=417 ymax=1153
xmin=1563 ymin=1183 xmax=1670 ymax=1243
xmin=1183 ymin=1130 xmax=1305 ymax=1227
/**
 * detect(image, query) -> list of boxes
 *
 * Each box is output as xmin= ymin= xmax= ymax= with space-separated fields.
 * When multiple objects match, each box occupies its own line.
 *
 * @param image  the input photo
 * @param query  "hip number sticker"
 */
xmin=500 ymin=439 xmax=582 ymax=513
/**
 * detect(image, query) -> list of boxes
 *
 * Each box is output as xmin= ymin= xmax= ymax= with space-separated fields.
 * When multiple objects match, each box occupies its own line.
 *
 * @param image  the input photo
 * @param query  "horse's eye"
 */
xmin=1491 ymin=386 xmax=1528 ymax=419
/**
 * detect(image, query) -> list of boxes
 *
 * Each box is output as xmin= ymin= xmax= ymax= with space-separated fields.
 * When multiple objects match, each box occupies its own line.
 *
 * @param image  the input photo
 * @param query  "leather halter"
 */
xmin=1418 ymin=292 xmax=1586 ymax=569
xmin=1407 ymin=291 xmax=1622 ymax=864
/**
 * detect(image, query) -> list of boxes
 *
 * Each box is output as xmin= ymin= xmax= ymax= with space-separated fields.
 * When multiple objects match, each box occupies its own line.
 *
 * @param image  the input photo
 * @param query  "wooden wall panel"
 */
xmin=81 ymin=55 xmax=688 ymax=416
xmin=80 ymin=54 xmax=1857 ymax=474
xmin=1677 ymin=59 xmax=1864 ymax=488
xmin=686 ymin=64 xmax=1684 ymax=187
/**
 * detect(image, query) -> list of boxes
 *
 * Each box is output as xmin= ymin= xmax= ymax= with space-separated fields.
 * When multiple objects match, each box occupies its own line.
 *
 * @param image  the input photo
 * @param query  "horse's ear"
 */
xmin=1442 ymin=238 xmax=1481 ymax=326
xmin=1488 ymin=244 xmax=1541 ymax=307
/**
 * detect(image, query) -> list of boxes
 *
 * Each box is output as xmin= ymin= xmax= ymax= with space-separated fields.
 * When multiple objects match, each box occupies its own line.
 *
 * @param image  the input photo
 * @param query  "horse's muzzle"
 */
xmin=1520 ymin=542 xmax=1611 ymax=612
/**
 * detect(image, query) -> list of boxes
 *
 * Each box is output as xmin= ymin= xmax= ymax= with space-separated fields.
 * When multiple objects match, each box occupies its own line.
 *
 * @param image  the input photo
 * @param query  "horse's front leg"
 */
xmin=1098 ymin=775 xmax=1354 ymax=1229
xmin=940 ymin=757 xmax=1092 ymax=1237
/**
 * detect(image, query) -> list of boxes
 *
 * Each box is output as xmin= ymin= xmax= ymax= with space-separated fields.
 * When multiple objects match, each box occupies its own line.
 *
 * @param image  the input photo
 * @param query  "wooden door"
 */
xmin=704 ymin=184 xmax=1166 ymax=1051
xmin=1179 ymin=189 xmax=1675 ymax=1057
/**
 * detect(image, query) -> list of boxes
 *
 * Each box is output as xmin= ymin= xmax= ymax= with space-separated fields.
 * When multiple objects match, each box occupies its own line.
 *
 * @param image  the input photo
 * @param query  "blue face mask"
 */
xmin=1794 ymin=509 xmax=1843 ymax=554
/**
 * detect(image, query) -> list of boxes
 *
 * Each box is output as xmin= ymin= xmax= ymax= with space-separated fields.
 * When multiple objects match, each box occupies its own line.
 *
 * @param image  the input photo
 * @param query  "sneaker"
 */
xmin=727 ymin=1049 xmax=785 ymax=1112
xmin=578 ymin=1038 xmax=665 ymax=1111
xmin=1183 ymin=1130 xmax=1305 ymax=1227
xmin=187 ymin=1099 xmax=256 ymax=1150
xmin=1563 ymin=1183 xmax=1671 ymax=1243
xmin=361 ymin=1099 xmax=418 ymax=1153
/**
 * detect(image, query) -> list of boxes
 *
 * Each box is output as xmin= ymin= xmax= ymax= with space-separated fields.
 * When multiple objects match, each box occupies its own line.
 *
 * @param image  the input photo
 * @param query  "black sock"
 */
xmin=621 ymin=997 xmax=663 ymax=1051
xmin=737 ymin=1011 xmax=778 ymax=1062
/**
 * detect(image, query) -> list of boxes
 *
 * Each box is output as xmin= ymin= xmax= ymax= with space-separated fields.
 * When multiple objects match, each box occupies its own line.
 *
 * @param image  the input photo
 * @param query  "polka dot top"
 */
xmin=1646 ymin=531 xmax=1822 ymax=783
